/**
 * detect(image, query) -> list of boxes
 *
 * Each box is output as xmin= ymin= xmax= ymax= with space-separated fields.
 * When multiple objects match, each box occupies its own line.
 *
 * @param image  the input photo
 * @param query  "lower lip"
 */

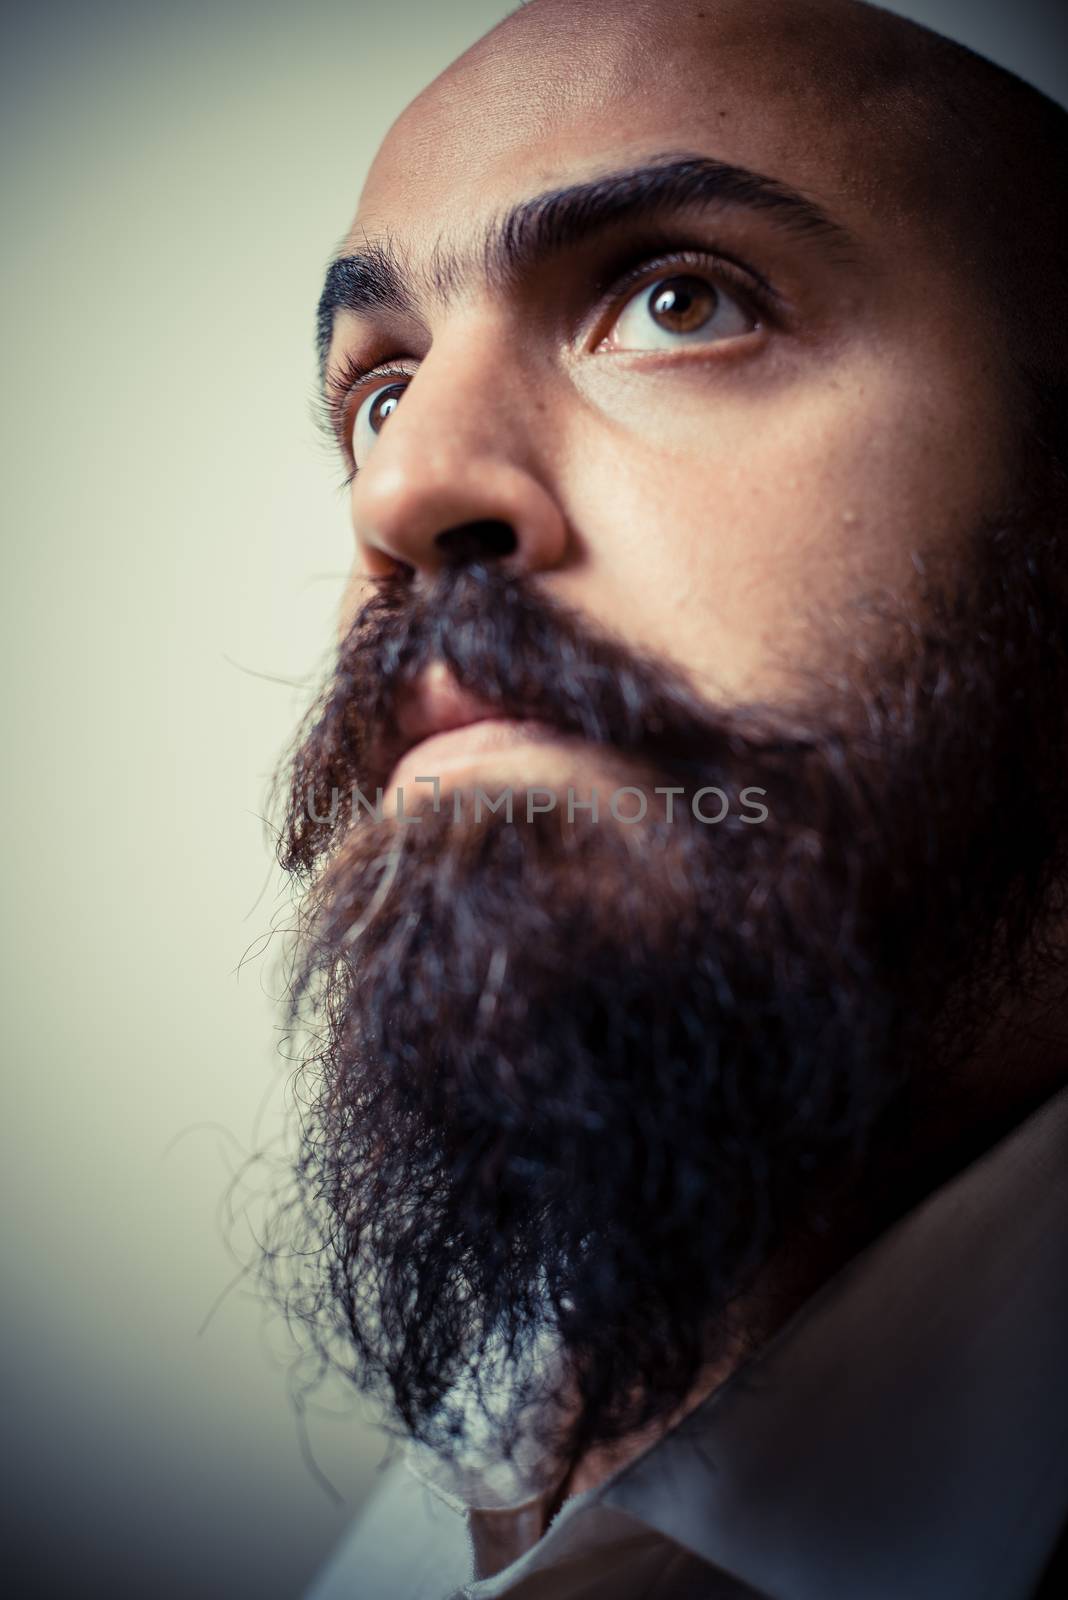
xmin=387 ymin=718 xmax=562 ymax=796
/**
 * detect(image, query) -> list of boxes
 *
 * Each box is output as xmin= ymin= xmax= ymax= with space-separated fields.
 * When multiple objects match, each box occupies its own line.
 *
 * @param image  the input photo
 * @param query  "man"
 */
xmin=272 ymin=0 xmax=1068 ymax=1594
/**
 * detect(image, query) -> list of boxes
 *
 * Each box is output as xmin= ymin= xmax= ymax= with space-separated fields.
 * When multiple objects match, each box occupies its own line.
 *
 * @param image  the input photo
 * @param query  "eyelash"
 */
xmin=316 ymin=356 xmax=414 ymax=489
xmin=318 ymin=246 xmax=777 ymax=486
xmin=589 ymin=245 xmax=776 ymax=348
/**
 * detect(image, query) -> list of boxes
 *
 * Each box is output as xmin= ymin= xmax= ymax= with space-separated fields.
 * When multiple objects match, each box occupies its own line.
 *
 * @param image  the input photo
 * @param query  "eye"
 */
xmin=599 ymin=271 xmax=757 ymax=353
xmin=351 ymin=378 xmax=407 ymax=468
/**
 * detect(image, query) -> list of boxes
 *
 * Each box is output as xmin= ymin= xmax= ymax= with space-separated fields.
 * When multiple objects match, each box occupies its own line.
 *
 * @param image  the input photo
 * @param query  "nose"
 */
xmin=351 ymin=331 xmax=570 ymax=580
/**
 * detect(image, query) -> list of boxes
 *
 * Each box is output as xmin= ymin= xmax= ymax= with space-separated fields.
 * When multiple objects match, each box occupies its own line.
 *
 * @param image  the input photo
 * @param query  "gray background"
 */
xmin=2 ymin=2 xmax=1064 ymax=1595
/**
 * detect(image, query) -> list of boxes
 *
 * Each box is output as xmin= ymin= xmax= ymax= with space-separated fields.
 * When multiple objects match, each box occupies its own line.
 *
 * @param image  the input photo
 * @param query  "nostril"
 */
xmin=434 ymin=519 xmax=519 ymax=566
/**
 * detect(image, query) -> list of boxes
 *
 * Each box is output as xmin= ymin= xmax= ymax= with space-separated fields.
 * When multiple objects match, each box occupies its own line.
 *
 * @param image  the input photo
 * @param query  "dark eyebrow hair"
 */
xmin=315 ymin=153 xmax=855 ymax=375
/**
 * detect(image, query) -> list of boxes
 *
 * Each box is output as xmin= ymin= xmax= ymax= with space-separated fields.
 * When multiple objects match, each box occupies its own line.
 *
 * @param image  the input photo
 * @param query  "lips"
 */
xmin=394 ymin=715 xmax=564 ymax=786
xmin=393 ymin=663 xmax=506 ymax=760
xmin=383 ymin=663 xmax=561 ymax=794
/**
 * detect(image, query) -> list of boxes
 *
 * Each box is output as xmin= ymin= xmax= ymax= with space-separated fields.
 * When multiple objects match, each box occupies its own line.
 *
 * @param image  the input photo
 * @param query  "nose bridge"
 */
xmin=351 ymin=323 xmax=568 ymax=579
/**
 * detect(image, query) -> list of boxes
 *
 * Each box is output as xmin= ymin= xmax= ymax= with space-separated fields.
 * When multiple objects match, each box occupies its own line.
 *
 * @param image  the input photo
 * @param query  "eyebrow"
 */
xmin=315 ymin=153 xmax=855 ymax=376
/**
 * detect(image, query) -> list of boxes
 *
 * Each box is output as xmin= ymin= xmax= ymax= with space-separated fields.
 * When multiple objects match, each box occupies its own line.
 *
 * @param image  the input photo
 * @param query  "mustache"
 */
xmin=300 ymin=563 xmax=821 ymax=814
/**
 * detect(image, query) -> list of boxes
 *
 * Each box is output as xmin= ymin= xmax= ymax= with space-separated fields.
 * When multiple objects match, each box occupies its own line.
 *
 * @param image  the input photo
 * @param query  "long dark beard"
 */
xmin=269 ymin=511 xmax=1067 ymax=1473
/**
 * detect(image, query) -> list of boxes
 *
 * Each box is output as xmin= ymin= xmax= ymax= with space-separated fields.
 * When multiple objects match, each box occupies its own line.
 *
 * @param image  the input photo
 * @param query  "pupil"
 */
xmin=649 ymin=275 xmax=714 ymax=332
xmin=372 ymin=388 xmax=401 ymax=431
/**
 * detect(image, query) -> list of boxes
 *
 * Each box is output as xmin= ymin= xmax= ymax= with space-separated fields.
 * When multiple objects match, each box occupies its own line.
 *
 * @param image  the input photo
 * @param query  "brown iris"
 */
xmin=646 ymin=275 xmax=718 ymax=334
xmin=369 ymin=385 xmax=404 ymax=434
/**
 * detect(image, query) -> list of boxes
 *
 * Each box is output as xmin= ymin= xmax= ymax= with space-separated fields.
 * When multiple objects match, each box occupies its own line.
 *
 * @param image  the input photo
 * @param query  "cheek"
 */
xmin=554 ymin=358 xmax=1011 ymax=699
xmin=336 ymin=566 xmax=379 ymax=646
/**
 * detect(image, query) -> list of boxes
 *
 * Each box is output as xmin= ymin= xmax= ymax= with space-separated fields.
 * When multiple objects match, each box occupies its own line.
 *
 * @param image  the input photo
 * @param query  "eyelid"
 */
xmin=321 ymin=355 xmax=414 ymax=449
xmin=583 ymin=246 xmax=779 ymax=352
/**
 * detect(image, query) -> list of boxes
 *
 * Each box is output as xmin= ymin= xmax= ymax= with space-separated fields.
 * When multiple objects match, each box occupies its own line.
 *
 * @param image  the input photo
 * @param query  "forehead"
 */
xmin=349 ymin=0 xmax=930 ymax=256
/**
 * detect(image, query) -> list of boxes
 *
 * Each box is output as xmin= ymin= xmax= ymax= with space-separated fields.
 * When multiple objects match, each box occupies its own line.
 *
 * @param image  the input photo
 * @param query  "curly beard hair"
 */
xmin=269 ymin=507 xmax=1066 ymax=1476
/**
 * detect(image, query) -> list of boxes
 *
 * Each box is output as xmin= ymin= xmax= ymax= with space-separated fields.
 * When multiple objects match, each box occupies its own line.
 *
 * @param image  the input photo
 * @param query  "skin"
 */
xmin=323 ymin=0 xmax=1032 ymax=739
xmin=310 ymin=0 xmax=1066 ymax=1550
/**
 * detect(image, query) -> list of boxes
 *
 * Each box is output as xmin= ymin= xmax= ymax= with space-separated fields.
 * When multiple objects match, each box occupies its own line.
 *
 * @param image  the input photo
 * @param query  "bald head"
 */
xmin=368 ymin=0 xmax=1068 ymax=385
